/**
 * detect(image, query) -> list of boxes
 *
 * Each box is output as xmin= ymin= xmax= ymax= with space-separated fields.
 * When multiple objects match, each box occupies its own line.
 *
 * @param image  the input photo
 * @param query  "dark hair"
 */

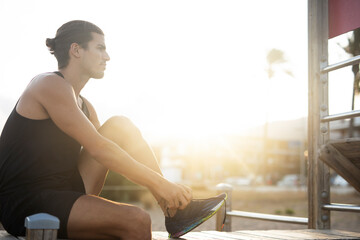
xmin=46 ymin=20 xmax=104 ymax=69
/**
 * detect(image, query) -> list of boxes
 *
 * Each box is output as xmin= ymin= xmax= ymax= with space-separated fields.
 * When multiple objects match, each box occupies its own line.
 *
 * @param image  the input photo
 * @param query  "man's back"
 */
xmin=0 ymin=73 xmax=88 ymax=236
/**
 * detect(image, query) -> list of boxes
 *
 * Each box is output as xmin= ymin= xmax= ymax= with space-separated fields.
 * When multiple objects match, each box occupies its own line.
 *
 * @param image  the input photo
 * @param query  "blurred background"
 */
xmin=0 ymin=0 xmax=359 ymax=232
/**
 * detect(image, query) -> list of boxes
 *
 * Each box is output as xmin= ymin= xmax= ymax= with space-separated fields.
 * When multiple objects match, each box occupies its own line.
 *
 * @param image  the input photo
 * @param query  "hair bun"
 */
xmin=46 ymin=38 xmax=56 ymax=54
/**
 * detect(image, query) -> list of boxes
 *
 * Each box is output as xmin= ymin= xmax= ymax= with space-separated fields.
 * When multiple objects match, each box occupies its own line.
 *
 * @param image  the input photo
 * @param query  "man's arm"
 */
xmin=32 ymin=74 xmax=191 ymax=210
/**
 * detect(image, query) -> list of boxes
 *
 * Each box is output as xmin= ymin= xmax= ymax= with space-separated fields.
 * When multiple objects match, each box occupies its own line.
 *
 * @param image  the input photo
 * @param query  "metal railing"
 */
xmin=227 ymin=210 xmax=308 ymax=225
xmin=314 ymin=40 xmax=360 ymax=228
xmin=215 ymin=183 xmax=308 ymax=231
xmin=320 ymin=54 xmax=360 ymax=215
xmin=322 ymin=203 xmax=360 ymax=212
xmin=320 ymin=55 xmax=360 ymax=123
xmin=308 ymin=0 xmax=360 ymax=230
xmin=322 ymin=55 xmax=360 ymax=73
xmin=321 ymin=110 xmax=360 ymax=122
xmin=215 ymin=183 xmax=360 ymax=231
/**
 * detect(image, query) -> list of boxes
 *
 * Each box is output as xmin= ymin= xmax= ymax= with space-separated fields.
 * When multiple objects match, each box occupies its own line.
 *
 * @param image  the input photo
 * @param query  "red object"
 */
xmin=328 ymin=0 xmax=360 ymax=39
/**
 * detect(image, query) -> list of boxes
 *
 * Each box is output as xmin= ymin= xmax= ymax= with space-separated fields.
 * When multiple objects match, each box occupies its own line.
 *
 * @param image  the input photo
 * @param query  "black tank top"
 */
xmin=0 ymin=72 xmax=89 ymax=198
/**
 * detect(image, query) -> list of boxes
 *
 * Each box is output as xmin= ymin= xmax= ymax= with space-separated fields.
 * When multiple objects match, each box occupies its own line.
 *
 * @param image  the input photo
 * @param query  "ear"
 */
xmin=69 ymin=43 xmax=82 ymax=58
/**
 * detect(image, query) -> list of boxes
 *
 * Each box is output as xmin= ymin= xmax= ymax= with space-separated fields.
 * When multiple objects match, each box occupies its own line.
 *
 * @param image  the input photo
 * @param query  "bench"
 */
xmin=2 ymin=228 xmax=360 ymax=240
xmin=1 ymin=198 xmax=360 ymax=240
xmin=152 ymin=230 xmax=360 ymax=239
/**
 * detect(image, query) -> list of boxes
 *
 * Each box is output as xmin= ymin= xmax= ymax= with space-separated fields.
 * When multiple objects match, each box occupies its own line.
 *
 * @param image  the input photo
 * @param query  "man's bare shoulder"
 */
xmin=27 ymin=72 xmax=77 ymax=103
xmin=17 ymin=73 xmax=73 ymax=119
xmin=29 ymin=72 xmax=71 ymax=91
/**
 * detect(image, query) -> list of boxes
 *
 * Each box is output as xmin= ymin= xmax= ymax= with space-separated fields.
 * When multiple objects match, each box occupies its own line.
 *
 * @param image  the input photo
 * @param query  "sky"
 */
xmin=0 ymin=0 xmax=352 ymax=142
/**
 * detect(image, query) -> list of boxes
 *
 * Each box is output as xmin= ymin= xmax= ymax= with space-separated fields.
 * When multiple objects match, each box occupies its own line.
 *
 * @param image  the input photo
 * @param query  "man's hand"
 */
xmin=153 ymin=182 xmax=192 ymax=217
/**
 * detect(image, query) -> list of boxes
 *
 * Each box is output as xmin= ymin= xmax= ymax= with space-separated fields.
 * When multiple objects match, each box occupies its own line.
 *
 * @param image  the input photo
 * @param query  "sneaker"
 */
xmin=165 ymin=193 xmax=227 ymax=238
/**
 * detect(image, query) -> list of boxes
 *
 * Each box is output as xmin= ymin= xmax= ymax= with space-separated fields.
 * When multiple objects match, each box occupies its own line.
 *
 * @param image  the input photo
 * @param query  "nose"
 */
xmin=104 ymin=51 xmax=110 ymax=61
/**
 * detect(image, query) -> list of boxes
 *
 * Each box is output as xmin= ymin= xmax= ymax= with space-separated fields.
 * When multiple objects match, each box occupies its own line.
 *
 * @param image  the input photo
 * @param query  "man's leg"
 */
xmin=101 ymin=116 xmax=162 ymax=175
xmin=98 ymin=116 xmax=182 ymax=214
xmin=79 ymin=115 xmax=162 ymax=195
xmin=67 ymin=195 xmax=151 ymax=240
xmin=73 ymin=116 xmax=165 ymax=238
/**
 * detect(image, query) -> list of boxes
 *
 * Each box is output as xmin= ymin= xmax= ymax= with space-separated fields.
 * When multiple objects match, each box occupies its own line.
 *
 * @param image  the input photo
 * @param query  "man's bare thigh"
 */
xmin=67 ymin=195 xmax=151 ymax=240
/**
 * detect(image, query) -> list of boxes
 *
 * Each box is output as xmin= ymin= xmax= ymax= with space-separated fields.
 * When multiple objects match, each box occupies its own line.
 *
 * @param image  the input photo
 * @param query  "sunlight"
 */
xmin=0 ymin=0 xmax=308 ymax=142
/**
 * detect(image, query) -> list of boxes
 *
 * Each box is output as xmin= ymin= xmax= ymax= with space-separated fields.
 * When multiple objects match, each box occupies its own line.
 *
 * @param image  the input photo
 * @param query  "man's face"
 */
xmin=80 ymin=32 xmax=110 ymax=79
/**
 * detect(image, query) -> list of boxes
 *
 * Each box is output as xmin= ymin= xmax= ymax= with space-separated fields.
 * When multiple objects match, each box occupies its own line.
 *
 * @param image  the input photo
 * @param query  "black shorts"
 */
xmin=0 ymin=189 xmax=85 ymax=238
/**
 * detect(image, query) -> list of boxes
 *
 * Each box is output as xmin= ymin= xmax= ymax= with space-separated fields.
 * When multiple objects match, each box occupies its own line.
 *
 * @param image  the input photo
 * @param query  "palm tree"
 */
xmin=266 ymin=49 xmax=293 ymax=79
xmin=262 ymin=48 xmax=293 ymax=184
xmin=341 ymin=28 xmax=360 ymax=137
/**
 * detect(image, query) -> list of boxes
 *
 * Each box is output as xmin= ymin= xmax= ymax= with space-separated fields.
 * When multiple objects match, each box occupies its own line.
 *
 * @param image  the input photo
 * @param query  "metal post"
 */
xmin=216 ymin=183 xmax=232 ymax=232
xmin=308 ymin=0 xmax=331 ymax=229
xmin=25 ymin=213 xmax=59 ymax=240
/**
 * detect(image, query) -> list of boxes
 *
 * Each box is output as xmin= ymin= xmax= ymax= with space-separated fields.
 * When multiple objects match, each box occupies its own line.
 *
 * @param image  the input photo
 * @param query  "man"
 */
xmin=0 ymin=20 xmax=192 ymax=239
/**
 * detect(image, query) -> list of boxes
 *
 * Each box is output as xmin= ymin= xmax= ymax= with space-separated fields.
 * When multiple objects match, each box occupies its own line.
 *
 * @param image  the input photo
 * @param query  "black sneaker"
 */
xmin=165 ymin=193 xmax=227 ymax=238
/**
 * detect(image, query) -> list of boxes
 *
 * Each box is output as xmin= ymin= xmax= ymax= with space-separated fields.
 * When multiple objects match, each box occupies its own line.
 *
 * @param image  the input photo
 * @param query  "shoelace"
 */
xmin=221 ymin=199 xmax=226 ymax=231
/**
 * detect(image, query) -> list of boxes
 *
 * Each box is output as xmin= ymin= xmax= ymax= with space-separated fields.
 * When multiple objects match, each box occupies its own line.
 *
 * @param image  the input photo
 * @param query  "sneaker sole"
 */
xmin=169 ymin=193 xmax=227 ymax=238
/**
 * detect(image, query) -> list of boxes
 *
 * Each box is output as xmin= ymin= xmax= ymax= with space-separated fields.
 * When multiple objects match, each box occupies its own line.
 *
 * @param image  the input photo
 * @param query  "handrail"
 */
xmin=322 ymin=203 xmax=360 ymax=212
xmin=322 ymin=55 xmax=360 ymax=73
xmin=321 ymin=110 xmax=360 ymax=122
xmin=226 ymin=210 xmax=308 ymax=225
xmin=215 ymin=184 xmax=309 ymax=231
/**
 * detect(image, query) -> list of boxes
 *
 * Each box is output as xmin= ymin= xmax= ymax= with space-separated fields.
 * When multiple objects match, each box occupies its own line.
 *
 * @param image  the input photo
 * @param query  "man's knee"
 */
xmin=101 ymin=115 xmax=142 ymax=138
